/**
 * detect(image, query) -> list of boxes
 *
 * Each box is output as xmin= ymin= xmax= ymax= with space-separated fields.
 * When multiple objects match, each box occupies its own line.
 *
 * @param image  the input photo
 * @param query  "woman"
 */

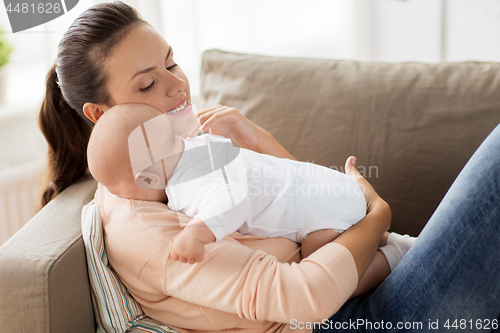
xmin=39 ymin=2 xmax=500 ymax=332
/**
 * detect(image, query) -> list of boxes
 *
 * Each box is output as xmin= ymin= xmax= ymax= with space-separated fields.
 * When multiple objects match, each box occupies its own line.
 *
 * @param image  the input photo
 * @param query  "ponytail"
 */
xmin=37 ymin=2 xmax=145 ymax=208
xmin=38 ymin=65 xmax=92 ymax=208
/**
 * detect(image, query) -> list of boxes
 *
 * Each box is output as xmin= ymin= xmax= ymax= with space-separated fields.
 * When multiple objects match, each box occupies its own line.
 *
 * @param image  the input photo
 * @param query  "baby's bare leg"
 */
xmin=349 ymin=250 xmax=391 ymax=299
xmin=301 ymin=229 xmax=341 ymax=258
xmin=350 ymin=232 xmax=417 ymax=299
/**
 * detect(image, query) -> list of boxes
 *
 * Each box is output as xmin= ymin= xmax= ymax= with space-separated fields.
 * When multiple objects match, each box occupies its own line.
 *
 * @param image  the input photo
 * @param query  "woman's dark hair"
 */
xmin=38 ymin=1 xmax=146 ymax=208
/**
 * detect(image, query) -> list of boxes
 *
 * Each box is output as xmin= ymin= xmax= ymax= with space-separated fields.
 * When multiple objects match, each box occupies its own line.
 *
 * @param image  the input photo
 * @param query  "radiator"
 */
xmin=0 ymin=160 xmax=45 ymax=246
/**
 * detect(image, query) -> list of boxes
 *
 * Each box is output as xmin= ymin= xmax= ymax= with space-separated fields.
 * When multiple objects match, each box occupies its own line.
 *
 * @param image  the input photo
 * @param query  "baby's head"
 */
xmin=87 ymin=103 xmax=183 ymax=201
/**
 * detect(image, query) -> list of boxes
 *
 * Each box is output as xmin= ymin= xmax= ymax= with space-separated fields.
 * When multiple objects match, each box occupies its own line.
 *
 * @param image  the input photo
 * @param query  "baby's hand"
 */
xmin=170 ymin=230 xmax=206 ymax=264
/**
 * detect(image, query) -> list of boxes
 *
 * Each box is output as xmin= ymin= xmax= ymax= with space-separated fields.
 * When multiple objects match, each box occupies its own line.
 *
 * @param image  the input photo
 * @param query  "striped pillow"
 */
xmin=81 ymin=201 xmax=180 ymax=333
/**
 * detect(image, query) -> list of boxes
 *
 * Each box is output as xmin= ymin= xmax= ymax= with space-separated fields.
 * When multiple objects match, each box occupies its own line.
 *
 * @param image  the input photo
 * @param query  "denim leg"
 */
xmin=316 ymin=124 xmax=500 ymax=333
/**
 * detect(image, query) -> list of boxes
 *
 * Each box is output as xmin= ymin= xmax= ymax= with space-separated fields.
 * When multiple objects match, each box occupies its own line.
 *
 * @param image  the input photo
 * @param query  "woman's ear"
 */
xmin=135 ymin=171 xmax=164 ymax=189
xmin=83 ymin=102 xmax=109 ymax=123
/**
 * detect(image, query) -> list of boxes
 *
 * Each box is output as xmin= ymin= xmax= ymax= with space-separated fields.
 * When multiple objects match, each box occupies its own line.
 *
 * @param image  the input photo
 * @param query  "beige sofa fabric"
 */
xmin=200 ymin=49 xmax=500 ymax=236
xmin=0 ymin=176 xmax=97 ymax=333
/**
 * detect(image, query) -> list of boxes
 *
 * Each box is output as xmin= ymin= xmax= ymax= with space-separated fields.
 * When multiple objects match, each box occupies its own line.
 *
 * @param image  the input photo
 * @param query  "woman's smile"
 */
xmin=167 ymin=99 xmax=193 ymax=118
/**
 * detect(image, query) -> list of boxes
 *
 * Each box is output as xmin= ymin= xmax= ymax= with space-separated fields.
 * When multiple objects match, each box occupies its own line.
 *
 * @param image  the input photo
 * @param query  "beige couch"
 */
xmin=1 ymin=49 xmax=499 ymax=332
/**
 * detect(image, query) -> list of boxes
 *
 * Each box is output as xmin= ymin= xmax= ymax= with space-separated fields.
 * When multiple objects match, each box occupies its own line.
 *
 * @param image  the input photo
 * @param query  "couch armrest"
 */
xmin=0 ymin=176 xmax=97 ymax=332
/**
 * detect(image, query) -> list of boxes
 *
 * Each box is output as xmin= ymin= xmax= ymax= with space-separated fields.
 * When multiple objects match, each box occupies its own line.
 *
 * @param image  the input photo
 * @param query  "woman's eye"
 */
xmin=140 ymin=81 xmax=155 ymax=92
xmin=167 ymin=63 xmax=178 ymax=71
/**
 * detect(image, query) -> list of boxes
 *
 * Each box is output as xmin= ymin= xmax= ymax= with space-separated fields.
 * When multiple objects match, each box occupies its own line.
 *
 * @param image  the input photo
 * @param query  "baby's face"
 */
xmin=128 ymin=112 xmax=184 ymax=189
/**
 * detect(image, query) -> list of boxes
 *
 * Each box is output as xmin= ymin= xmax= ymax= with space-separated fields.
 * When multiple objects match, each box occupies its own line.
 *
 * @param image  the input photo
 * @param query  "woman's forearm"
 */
xmin=254 ymin=129 xmax=297 ymax=160
xmin=333 ymin=198 xmax=391 ymax=283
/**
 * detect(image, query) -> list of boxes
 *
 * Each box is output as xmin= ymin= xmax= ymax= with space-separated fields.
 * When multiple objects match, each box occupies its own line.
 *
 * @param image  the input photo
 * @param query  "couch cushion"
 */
xmin=0 ymin=176 xmax=97 ymax=333
xmin=81 ymin=201 xmax=179 ymax=333
xmin=200 ymin=50 xmax=500 ymax=236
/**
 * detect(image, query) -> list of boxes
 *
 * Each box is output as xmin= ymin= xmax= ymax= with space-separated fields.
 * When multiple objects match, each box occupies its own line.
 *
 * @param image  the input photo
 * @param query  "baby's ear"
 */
xmin=135 ymin=171 xmax=164 ymax=189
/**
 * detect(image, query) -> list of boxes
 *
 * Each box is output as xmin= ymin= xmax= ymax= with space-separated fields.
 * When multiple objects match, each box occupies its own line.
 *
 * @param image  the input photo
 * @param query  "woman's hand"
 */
xmin=332 ymin=156 xmax=391 ymax=282
xmin=197 ymin=105 xmax=296 ymax=160
xmin=197 ymin=105 xmax=264 ymax=150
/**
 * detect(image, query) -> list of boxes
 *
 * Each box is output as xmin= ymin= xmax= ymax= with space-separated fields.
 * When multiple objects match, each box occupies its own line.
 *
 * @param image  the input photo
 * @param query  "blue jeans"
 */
xmin=314 ymin=124 xmax=500 ymax=333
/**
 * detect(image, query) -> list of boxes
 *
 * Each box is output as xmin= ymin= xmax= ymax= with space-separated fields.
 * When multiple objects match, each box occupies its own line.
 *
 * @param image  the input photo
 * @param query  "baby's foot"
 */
xmin=379 ymin=232 xmax=418 ymax=271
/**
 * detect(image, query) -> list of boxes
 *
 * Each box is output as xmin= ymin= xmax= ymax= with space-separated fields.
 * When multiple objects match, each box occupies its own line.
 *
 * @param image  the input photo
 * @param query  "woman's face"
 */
xmin=104 ymin=24 xmax=191 ymax=117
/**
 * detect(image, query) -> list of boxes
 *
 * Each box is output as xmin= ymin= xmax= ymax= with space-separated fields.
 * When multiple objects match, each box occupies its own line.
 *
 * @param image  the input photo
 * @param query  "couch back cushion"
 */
xmin=200 ymin=50 xmax=500 ymax=235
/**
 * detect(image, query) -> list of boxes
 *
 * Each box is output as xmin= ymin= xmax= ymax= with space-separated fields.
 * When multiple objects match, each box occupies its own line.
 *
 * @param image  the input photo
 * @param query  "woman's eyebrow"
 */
xmin=166 ymin=46 xmax=172 ymax=61
xmin=129 ymin=47 xmax=172 ymax=83
xmin=165 ymin=47 xmax=173 ymax=65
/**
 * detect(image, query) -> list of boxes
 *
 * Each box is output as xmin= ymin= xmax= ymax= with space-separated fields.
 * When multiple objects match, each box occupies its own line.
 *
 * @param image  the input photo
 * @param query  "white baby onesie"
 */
xmin=165 ymin=134 xmax=366 ymax=243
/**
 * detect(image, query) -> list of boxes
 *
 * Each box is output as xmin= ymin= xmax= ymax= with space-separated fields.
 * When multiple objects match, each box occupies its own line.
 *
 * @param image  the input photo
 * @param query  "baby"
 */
xmin=87 ymin=103 xmax=367 ymax=263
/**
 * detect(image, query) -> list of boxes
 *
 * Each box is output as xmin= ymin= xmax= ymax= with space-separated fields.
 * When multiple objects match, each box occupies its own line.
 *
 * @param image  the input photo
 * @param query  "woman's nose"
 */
xmin=164 ymin=70 xmax=186 ymax=97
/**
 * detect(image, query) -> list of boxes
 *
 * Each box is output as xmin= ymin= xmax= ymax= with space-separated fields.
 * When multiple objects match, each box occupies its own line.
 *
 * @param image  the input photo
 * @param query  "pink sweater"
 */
xmin=96 ymin=184 xmax=358 ymax=333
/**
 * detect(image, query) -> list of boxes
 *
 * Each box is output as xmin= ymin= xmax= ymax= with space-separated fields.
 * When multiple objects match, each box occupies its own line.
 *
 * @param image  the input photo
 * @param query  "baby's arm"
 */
xmin=170 ymin=217 xmax=216 ymax=264
xmin=170 ymin=183 xmax=249 ymax=264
